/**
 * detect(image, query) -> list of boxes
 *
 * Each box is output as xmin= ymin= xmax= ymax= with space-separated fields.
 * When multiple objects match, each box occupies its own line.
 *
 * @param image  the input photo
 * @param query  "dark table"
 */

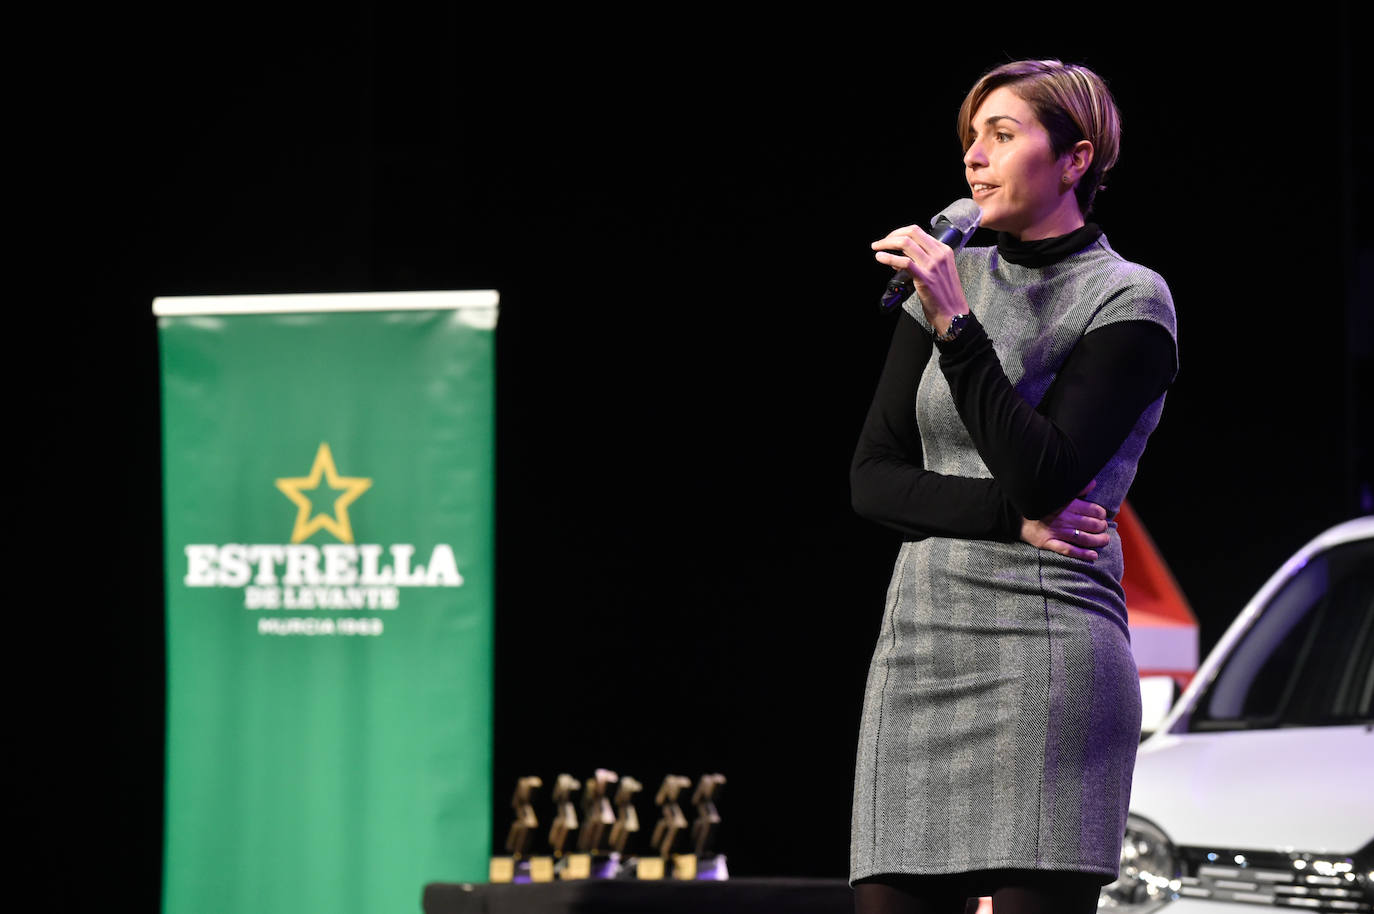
xmin=422 ymin=877 xmax=853 ymax=914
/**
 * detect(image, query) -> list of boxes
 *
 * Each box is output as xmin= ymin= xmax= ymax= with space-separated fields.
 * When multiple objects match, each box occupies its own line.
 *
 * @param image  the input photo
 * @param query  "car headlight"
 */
xmin=1099 ymin=814 xmax=1182 ymax=911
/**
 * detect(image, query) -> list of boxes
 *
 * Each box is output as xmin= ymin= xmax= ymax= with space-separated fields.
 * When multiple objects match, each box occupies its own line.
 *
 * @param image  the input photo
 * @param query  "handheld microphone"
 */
xmin=879 ymin=198 xmax=983 ymax=312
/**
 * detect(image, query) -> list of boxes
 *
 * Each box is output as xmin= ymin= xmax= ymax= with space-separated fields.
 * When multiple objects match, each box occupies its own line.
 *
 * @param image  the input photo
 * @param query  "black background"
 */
xmin=36 ymin=3 xmax=1369 ymax=907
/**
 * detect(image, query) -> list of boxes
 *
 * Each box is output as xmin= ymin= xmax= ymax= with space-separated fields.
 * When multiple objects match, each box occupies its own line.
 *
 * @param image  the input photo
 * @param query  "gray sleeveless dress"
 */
xmin=850 ymin=235 xmax=1177 ymax=884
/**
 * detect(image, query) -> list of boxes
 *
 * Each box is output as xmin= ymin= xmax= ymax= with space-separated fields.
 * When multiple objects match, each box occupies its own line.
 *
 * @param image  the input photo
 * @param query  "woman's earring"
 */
xmin=1062 ymin=174 xmax=1073 ymax=184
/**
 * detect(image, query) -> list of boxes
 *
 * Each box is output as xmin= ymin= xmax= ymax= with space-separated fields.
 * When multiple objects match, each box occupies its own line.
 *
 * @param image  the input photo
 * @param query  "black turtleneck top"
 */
xmin=850 ymin=225 xmax=1177 ymax=541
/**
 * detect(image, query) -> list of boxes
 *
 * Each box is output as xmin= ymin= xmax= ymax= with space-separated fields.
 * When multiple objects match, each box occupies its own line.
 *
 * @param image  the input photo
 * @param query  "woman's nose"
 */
xmin=963 ymin=141 xmax=986 ymax=168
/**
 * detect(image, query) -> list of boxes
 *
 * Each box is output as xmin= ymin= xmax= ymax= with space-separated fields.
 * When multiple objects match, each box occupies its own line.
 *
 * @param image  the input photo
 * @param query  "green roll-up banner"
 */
xmin=155 ymin=291 xmax=497 ymax=914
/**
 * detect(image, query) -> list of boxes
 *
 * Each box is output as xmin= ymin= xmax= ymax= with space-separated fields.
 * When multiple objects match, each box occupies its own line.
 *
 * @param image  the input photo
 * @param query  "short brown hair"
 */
xmin=957 ymin=60 xmax=1122 ymax=216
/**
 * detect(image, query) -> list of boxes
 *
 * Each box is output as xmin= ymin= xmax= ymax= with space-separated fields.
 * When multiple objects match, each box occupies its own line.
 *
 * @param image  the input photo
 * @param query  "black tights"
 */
xmin=854 ymin=869 xmax=1103 ymax=914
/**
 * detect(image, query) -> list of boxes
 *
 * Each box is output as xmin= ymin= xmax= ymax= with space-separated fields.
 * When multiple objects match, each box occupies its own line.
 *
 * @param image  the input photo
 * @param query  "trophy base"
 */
xmin=527 ymin=857 xmax=555 ymax=882
xmin=672 ymin=854 xmax=697 ymax=880
xmin=694 ymin=853 xmax=729 ymax=880
xmin=490 ymin=856 xmax=555 ymax=883
xmin=633 ymin=856 xmax=666 ymax=880
xmin=617 ymin=853 xmax=729 ymax=880
xmin=589 ymin=852 xmax=624 ymax=879
xmin=555 ymin=852 xmax=623 ymax=879
xmin=554 ymin=853 xmax=592 ymax=880
xmin=489 ymin=857 xmax=515 ymax=883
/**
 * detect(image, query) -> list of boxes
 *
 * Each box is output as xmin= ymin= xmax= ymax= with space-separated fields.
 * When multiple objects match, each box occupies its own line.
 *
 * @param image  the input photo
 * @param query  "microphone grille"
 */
xmin=934 ymin=198 xmax=983 ymax=234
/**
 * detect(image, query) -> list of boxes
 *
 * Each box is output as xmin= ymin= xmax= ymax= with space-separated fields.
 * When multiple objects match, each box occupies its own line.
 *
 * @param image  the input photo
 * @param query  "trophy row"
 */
xmin=492 ymin=770 xmax=726 ymax=883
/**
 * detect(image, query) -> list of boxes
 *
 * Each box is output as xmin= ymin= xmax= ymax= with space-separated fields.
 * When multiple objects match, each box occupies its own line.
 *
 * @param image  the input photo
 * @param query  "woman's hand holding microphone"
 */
xmin=872 ymin=224 xmax=971 ymax=335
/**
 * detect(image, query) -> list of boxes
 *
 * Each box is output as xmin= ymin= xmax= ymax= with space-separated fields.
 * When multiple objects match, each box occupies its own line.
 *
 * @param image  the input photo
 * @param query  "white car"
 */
xmin=1102 ymin=516 xmax=1374 ymax=913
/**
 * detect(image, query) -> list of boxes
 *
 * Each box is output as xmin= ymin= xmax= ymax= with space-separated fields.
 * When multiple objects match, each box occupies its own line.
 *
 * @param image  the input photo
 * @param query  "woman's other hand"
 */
xmin=872 ymin=224 xmax=971 ymax=334
xmin=1019 ymin=480 xmax=1109 ymax=561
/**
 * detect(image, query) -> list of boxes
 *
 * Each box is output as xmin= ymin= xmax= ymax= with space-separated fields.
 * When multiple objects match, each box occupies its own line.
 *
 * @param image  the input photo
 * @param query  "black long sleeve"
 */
xmin=851 ymin=311 xmax=1175 ymax=538
xmin=935 ymin=313 xmax=1176 ymax=519
xmin=850 ymin=312 xmax=1022 ymax=540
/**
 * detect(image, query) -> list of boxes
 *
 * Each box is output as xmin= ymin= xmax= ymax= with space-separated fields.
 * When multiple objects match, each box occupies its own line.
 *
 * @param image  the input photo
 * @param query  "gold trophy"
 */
xmin=640 ymin=775 xmax=692 ymax=879
xmin=547 ymin=771 xmax=582 ymax=872
xmin=608 ymin=775 xmax=643 ymax=858
xmin=491 ymin=776 xmax=553 ymax=883
xmin=558 ymin=768 xmax=618 ymax=879
xmin=577 ymin=768 xmax=618 ymax=854
xmin=690 ymin=773 xmax=728 ymax=880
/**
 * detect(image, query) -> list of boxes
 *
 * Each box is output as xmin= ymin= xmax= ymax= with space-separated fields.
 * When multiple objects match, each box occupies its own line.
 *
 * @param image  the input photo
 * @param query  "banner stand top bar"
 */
xmin=152 ymin=290 xmax=499 ymax=317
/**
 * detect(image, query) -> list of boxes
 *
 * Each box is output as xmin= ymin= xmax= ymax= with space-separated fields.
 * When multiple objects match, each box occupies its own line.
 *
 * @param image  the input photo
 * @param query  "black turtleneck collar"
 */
xmin=996 ymin=223 xmax=1103 ymax=268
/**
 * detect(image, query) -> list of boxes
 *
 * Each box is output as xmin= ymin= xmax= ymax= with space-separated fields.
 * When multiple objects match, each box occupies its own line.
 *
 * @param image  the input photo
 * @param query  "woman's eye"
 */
xmin=995 ymin=132 xmax=1012 ymax=143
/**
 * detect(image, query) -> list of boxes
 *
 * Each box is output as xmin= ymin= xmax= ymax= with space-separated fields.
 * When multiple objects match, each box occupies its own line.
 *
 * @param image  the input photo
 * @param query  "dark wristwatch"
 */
xmin=933 ymin=312 xmax=972 ymax=343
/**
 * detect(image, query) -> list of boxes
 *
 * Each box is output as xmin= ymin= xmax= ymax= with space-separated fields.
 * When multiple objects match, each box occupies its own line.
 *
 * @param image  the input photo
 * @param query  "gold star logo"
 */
xmin=274 ymin=443 xmax=373 ymax=544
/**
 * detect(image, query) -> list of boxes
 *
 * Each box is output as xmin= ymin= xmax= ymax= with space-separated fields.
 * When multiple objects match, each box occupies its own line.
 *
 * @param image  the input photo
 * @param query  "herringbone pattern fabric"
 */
xmin=851 ymin=236 xmax=1175 ymax=884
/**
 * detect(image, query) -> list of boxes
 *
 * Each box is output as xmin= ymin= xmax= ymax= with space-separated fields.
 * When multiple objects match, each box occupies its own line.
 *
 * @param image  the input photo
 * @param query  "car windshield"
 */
xmin=1187 ymin=537 xmax=1374 ymax=731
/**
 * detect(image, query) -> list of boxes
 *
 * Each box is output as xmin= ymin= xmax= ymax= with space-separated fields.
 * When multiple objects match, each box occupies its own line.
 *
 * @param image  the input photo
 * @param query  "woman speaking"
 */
xmin=849 ymin=60 xmax=1178 ymax=914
